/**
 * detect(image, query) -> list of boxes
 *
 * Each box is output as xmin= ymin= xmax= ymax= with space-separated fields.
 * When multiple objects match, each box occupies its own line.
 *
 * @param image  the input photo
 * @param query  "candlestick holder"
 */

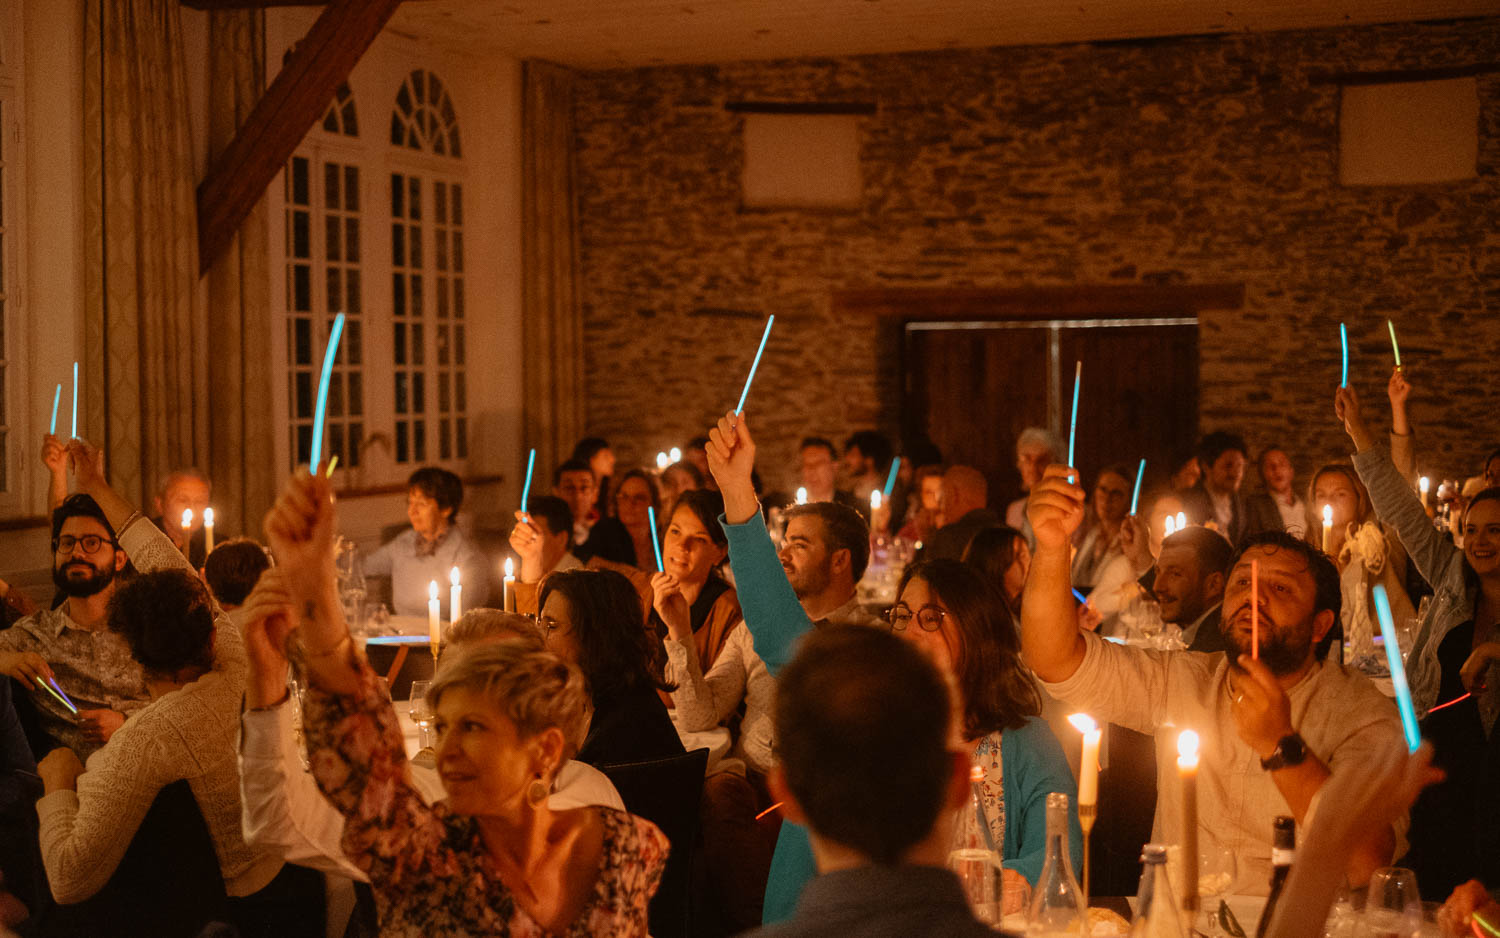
xmin=1077 ymin=802 xmax=1096 ymax=905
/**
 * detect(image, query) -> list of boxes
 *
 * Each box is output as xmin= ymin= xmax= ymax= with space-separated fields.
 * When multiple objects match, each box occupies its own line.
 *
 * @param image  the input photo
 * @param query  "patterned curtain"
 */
xmin=83 ymin=0 xmax=206 ymax=510
xmin=521 ymin=61 xmax=586 ymax=479
xmin=205 ymin=9 xmax=274 ymax=540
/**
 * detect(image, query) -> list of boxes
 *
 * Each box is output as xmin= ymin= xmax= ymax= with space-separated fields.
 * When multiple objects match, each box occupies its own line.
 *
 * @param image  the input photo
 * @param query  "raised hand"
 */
xmin=1119 ymin=513 xmax=1153 ymax=573
xmin=1231 ymin=655 xmax=1294 ymax=759
xmin=1026 ymin=464 xmax=1085 ymax=553
xmin=240 ymin=567 xmax=297 ymax=708
xmin=65 ymin=439 xmax=109 ymax=498
xmin=650 ymin=571 xmax=691 ymax=641
xmin=41 ymin=435 xmax=67 ymax=475
xmin=706 ymin=411 xmax=759 ymax=524
xmin=264 ymin=473 xmax=337 ymax=588
xmin=509 ymin=511 xmax=548 ymax=583
xmin=1387 ymin=368 xmax=1412 ymax=436
xmin=1334 ymin=386 xmax=1376 ymax=453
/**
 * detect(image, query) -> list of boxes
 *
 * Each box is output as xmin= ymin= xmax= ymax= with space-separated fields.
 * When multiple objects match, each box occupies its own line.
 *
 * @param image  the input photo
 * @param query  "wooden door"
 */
xmin=905 ymin=321 xmax=1198 ymax=508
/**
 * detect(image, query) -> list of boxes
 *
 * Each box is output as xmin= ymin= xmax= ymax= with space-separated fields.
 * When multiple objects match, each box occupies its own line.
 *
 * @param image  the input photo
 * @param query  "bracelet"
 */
xmin=118 ymin=510 xmax=143 ymax=534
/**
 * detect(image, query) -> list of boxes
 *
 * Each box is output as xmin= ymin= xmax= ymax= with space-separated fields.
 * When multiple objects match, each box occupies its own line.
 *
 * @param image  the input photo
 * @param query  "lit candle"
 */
xmin=669 ymin=446 xmax=681 ymax=463
xmin=795 ymin=486 xmax=808 ymax=505
xmin=1175 ymin=511 xmax=1186 ymax=531
xmin=656 ymin=451 xmax=669 ymax=471
xmin=870 ymin=490 xmax=882 ymax=512
xmin=1164 ymin=515 xmax=1177 ymax=537
xmin=427 ymin=580 xmax=441 ymax=655
xmin=1419 ymin=476 xmax=1430 ymax=509
xmin=180 ymin=509 xmax=193 ymax=557
xmin=502 ymin=557 xmax=516 ymax=612
xmin=449 ymin=566 xmax=462 ymax=624
xmin=1068 ymin=713 xmax=1101 ymax=808
xmin=203 ymin=507 xmax=215 ymax=555
xmin=1177 ymin=729 xmax=1201 ymax=914
xmin=1322 ymin=504 xmax=1334 ymax=554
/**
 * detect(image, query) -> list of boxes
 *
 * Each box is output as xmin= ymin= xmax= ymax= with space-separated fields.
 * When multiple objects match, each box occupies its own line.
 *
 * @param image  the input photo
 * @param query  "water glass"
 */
xmin=1361 ymin=867 xmax=1421 ymax=938
xmin=947 ymin=846 xmax=1002 ymax=925
xmin=408 ymin=680 xmax=434 ymax=750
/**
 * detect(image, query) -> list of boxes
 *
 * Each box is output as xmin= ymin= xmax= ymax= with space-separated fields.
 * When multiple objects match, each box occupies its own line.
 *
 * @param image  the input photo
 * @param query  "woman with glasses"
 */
xmin=582 ymin=469 xmax=662 ymax=572
xmin=884 ymin=558 xmax=1083 ymax=914
xmin=537 ymin=568 xmax=684 ymax=767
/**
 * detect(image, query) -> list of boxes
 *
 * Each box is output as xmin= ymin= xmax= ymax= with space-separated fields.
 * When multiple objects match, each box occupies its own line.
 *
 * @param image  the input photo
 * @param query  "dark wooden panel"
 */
xmin=834 ymin=284 xmax=1243 ymax=320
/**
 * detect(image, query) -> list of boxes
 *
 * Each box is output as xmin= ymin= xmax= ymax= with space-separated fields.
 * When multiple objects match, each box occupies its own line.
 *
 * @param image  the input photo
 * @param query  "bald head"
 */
xmin=940 ymin=466 xmax=988 ymax=524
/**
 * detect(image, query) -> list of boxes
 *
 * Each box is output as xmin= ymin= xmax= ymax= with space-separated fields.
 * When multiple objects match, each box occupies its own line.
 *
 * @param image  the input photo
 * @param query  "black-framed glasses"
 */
xmin=885 ymin=603 xmax=948 ymax=633
xmin=53 ymin=534 xmax=115 ymax=554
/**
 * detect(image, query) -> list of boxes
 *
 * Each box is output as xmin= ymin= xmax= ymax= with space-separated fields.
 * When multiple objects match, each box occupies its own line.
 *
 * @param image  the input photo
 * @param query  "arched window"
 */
xmin=321 ymin=82 xmax=358 ymax=137
xmin=390 ymin=70 xmax=466 ymax=464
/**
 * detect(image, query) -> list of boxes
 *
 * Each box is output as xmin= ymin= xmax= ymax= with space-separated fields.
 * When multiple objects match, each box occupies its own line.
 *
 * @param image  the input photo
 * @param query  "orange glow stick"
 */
xmin=1250 ymin=558 xmax=1259 ymax=659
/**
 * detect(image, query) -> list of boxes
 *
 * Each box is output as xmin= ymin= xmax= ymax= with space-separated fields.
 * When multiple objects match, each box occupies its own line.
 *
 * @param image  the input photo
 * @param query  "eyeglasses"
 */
xmin=527 ymin=614 xmax=564 ymax=635
xmin=885 ymin=603 xmax=949 ymax=633
xmin=53 ymin=534 xmax=115 ymax=554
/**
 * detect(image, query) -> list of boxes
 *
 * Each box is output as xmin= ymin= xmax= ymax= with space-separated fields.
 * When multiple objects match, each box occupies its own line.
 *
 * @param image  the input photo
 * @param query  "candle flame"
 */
xmin=1068 ymin=712 xmax=1099 ymax=734
xmin=669 ymin=447 xmax=682 ymax=463
xmin=1178 ymin=729 xmax=1200 ymax=760
xmin=504 ymin=557 xmax=514 ymax=577
xmin=1164 ymin=516 xmax=1176 ymax=536
xmin=1323 ymin=504 xmax=1334 ymax=524
xmin=1175 ymin=511 xmax=1186 ymax=530
xmin=181 ymin=508 xmax=193 ymax=528
xmin=656 ymin=452 xmax=669 ymax=470
xmin=870 ymin=491 xmax=882 ymax=510
xmin=203 ymin=507 xmax=214 ymax=526
xmin=795 ymin=487 xmax=808 ymax=505
xmin=450 ymin=566 xmax=461 ymax=586
xmin=970 ymin=764 xmax=984 ymax=782
xmin=428 ymin=580 xmax=439 ymax=600
xmin=1419 ymin=476 xmax=1430 ymax=494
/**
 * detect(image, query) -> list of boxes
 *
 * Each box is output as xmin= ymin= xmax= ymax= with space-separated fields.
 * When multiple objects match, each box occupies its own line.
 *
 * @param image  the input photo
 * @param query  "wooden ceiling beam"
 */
xmin=195 ymin=0 xmax=402 ymax=274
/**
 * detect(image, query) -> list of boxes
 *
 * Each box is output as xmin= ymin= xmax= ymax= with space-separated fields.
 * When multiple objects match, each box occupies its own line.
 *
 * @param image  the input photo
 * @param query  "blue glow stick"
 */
xmin=883 ymin=457 xmax=901 ymax=499
xmin=364 ymin=635 xmax=431 ymax=646
xmin=1372 ymin=584 xmax=1421 ymax=753
xmin=519 ymin=448 xmax=536 ymax=514
xmin=1130 ymin=458 xmax=1146 ymax=515
xmin=1072 ymin=588 xmax=1088 ymax=605
xmin=1339 ymin=322 xmax=1349 ymax=388
xmin=647 ymin=505 xmax=664 ymax=571
xmin=40 ymin=677 xmax=77 ymax=715
xmin=308 ymin=312 xmax=347 ymax=474
xmin=49 ymin=384 xmax=61 ymax=435
xmin=1066 ymin=361 xmax=1081 ymax=479
xmin=46 ymin=677 xmax=78 ymax=714
xmin=735 ymin=314 xmax=775 ymax=414
xmin=70 ymin=361 xmax=78 ymax=439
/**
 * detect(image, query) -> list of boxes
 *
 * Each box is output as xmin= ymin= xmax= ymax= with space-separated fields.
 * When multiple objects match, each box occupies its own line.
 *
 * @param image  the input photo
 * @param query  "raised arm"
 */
xmin=1020 ymin=465 xmax=1089 ymax=682
xmin=41 ymin=435 xmax=69 ymax=514
xmin=706 ymin=411 xmax=812 ymax=677
xmin=1386 ymin=369 xmax=1415 ymax=480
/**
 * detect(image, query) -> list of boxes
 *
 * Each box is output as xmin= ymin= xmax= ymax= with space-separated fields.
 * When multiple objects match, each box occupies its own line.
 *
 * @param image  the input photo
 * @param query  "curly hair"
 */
xmin=896 ymin=558 xmax=1041 ymax=739
xmin=538 ymin=568 xmax=674 ymax=698
xmin=108 ymin=568 xmax=216 ymax=678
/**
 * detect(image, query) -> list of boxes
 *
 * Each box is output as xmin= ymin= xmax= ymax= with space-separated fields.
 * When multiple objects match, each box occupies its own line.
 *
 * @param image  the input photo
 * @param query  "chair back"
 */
xmin=598 ymin=747 xmax=709 ymax=938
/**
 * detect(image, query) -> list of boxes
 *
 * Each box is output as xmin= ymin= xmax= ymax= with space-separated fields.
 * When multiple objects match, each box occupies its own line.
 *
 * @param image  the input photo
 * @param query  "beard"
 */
xmin=53 ymin=559 xmax=117 ymax=598
xmin=1226 ymin=610 xmax=1314 ymax=677
xmin=785 ymin=562 xmax=830 ymax=600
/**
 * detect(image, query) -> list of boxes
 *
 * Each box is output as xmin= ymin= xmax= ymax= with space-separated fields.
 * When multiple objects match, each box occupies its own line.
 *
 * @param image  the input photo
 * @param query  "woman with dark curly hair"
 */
xmin=538 ymin=568 xmax=685 ymax=767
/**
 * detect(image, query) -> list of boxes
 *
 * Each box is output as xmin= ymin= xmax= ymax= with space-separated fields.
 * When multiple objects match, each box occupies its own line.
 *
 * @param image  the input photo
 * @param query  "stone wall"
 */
xmin=572 ymin=19 xmax=1500 ymax=496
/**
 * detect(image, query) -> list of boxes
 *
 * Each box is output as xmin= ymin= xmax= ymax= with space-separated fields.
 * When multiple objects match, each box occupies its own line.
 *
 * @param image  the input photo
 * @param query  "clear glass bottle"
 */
xmin=1027 ymin=792 xmax=1086 ymax=937
xmin=1132 ymin=844 xmax=1186 ymax=938
xmin=948 ymin=767 xmax=1003 ymax=925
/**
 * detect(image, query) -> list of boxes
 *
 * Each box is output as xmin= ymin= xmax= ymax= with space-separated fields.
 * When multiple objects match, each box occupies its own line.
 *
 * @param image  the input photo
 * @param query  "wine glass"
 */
xmin=1361 ymin=867 xmax=1421 ymax=938
xmin=1198 ymin=844 xmax=1238 ymax=936
xmin=408 ymin=680 xmax=434 ymax=750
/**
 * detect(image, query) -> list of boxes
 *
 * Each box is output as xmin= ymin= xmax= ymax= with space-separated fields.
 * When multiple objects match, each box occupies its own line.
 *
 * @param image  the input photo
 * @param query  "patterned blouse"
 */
xmin=302 ymin=662 xmax=668 ymax=937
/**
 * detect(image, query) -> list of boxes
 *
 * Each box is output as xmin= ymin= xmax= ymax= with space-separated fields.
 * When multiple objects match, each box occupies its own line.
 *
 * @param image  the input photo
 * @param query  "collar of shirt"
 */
xmin=1178 ymin=602 xmax=1223 ymax=648
xmin=817 ymin=595 xmax=881 ymax=629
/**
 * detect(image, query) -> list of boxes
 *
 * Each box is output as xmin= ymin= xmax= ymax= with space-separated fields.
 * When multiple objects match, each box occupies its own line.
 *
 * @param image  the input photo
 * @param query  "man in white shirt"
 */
xmin=1022 ymin=464 xmax=1405 ymax=895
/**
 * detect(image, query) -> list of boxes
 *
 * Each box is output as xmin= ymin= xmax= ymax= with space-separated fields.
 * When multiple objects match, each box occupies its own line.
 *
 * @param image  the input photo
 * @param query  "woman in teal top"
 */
xmin=721 ymin=498 xmax=1084 ymax=922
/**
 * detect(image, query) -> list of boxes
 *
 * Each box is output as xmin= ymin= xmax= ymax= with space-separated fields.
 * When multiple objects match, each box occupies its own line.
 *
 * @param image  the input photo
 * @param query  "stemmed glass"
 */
xmin=408 ymin=680 xmax=434 ymax=751
xmin=1197 ymin=845 xmax=1238 ymax=936
xmin=1360 ymin=867 xmax=1421 ymax=938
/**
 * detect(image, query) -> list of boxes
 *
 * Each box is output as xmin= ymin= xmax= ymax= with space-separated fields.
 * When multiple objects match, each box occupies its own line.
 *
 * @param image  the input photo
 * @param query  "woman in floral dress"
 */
xmin=263 ymin=472 xmax=666 ymax=937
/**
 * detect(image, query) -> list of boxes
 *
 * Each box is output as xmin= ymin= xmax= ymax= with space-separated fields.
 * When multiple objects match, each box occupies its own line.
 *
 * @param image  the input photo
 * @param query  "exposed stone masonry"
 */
xmin=573 ymin=19 xmax=1500 ymax=496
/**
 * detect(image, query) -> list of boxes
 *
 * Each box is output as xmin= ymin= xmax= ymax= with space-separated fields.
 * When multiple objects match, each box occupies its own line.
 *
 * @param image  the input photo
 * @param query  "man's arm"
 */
xmin=1020 ymin=465 xmax=1089 ymax=683
xmin=705 ymin=412 xmax=813 ymax=677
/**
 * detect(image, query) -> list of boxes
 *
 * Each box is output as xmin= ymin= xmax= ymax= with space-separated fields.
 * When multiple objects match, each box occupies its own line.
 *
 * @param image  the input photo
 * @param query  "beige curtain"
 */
xmin=205 ymin=10 xmax=274 ymax=540
xmin=521 ymin=61 xmax=586 ymax=476
xmin=83 ymin=0 xmax=206 ymax=510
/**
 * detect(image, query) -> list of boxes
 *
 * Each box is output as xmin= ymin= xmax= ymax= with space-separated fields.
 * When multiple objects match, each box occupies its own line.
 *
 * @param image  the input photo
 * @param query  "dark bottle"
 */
xmin=1253 ymin=816 xmax=1296 ymax=938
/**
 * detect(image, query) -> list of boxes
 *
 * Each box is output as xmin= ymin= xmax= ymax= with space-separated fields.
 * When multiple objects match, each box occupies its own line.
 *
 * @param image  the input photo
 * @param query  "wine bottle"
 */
xmin=1131 ymin=844 xmax=1186 ymax=937
xmin=1026 ymin=792 xmax=1086 ymax=937
xmin=1254 ymin=816 xmax=1295 ymax=938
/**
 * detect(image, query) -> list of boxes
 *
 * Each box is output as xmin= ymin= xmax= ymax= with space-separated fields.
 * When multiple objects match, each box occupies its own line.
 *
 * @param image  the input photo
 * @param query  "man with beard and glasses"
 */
xmin=1021 ymin=464 xmax=1406 ymax=895
xmin=0 ymin=492 xmax=147 ymax=758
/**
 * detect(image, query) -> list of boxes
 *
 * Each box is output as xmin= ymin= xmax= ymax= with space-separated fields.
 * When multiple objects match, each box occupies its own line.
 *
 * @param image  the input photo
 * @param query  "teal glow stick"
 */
xmin=647 ymin=505 xmax=664 ymax=571
xmin=1130 ymin=458 xmax=1146 ymax=515
xmin=70 ymin=361 xmax=78 ymax=438
xmin=1066 ymin=361 xmax=1081 ymax=479
xmin=49 ymin=384 xmax=61 ymax=435
xmin=1387 ymin=320 xmax=1401 ymax=369
xmin=735 ymin=315 xmax=775 ymax=414
xmin=883 ymin=457 xmax=901 ymax=499
xmin=1372 ymin=584 xmax=1421 ymax=752
xmin=308 ymin=312 xmax=347 ymax=474
xmin=1339 ymin=322 xmax=1348 ymax=388
xmin=519 ymin=448 xmax=536 ymax=513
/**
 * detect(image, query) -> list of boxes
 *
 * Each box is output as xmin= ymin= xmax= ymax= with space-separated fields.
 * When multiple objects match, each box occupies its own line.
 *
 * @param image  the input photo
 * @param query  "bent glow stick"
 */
xmin=309 ymin=312 xmax=347 ymax=474
xmin=1339 ymin=322 xmax=1349 ymax=388
xmin=1372 ymin=584 xmax=1420 ymax=752
xmin=647 ymin=505 xmax=664 ymax=571
xmin=49 ymin=384 xmax=62 ymax=435
xmin=1387 ymin=320 xmax=1401 ymax=369
xmin=1425 ymin=692 xmax=1470 ymax=715
xmin=1130 ymin=458 xmax=1146 ymax=515
xmin=735 ymin=315 xmax=775 ymax=414
xmin=519 ymin=448 xmax=536 ymax=514
xmin=883 ymin=457 xmax=901 ymax=499
xmin=1066 ymin=361 xmax=1081 ymax=480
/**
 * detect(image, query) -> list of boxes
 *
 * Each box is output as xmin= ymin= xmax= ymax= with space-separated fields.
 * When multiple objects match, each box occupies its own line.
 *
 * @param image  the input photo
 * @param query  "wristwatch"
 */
xmin=1260 ymin=733 xmax=1308 ymax=771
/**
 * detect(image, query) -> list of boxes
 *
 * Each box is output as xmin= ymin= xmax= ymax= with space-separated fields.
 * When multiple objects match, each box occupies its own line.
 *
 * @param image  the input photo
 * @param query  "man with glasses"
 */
xmin=0 ymin=490 xmax=147 ymax=757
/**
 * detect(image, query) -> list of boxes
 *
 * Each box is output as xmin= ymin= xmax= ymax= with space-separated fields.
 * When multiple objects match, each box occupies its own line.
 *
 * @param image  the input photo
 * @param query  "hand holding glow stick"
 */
xmin=647 ymin=505 xmax=664 ymax=571
xmin=519 ymin=448 xmax=537 ymax=514
xmin=1339 ymin=322 xmax=1349 ymax=388
xmin=1387 ymin=320 xmax=1402 ymax=370
xmin=1066 ymin=361 xmax=1081 ymax=481
xmin=309 ymin=312 xmax=347 ymax=474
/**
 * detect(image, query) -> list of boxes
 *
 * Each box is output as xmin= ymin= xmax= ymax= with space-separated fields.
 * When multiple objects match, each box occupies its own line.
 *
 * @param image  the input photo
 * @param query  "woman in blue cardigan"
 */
xmin=705 ymin=411 xmax=1082 ymax=923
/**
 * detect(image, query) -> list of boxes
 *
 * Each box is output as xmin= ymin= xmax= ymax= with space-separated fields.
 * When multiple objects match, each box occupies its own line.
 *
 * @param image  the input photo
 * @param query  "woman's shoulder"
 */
xmin=1001 ymin=717 xmax=1071 ymax=766
xmin=597 ymin=807 xmax=669 ymax=864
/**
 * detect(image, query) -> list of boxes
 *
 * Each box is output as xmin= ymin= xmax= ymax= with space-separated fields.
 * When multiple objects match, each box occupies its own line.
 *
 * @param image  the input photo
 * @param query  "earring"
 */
xmin=526 ymin=774 xmax=548 ymax=807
